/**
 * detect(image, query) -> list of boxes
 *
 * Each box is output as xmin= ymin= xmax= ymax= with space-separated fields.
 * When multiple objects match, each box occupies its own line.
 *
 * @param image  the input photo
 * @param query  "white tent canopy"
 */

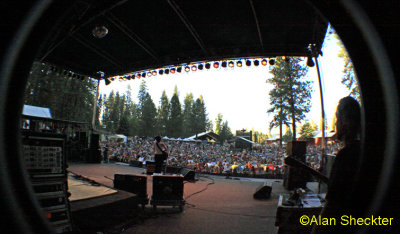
xmin=314 ymin=131 xmax=336 ymax=138
xmin=108 ymin=134 xmax=127 ymax=142
xmin=22 ymin=105 xmax=52 ymax=119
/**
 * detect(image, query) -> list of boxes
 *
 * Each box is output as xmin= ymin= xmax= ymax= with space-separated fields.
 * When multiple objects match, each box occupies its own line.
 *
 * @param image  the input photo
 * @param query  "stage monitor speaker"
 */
xmin=114 ymin=174 xmax=147 ymax=197
xmin=152 ymin=175 xmax=183 ymax=201
xmin=180 ymin=168 xmax=195 ymax=181
xmin=165 ymin=166 xmax=182 ymax=174
xmin=90 ymin=133 xmax=100 ymax=149
xmin=253 ymin=181 xmax=272 ymax=199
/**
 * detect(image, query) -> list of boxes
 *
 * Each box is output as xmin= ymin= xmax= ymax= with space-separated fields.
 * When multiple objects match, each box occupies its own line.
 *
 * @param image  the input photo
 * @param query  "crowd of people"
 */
xmin=100 ymin=136 xmax=341 ymax=177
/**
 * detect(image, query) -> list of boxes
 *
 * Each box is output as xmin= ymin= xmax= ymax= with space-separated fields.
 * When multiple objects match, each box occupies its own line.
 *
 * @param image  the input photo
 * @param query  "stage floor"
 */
xmin=67 ymin=162 xmax=303 ymax=234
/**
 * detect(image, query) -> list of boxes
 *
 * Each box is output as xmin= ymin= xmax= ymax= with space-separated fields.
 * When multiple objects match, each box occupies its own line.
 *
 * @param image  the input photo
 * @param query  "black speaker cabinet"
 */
xmin=146 ymin=162 xmax=155 ymax=175
xmin=180 ymin=168 xmax=195 ymax=181
xmin=165 ymin=166 xmax=182 ymax=174
xmin=253 ymin=181 xmax=272 ymax=199
xmin=152 ymin=175 xmax=184 ymax=201
xmin=85 ymin=148 xmax=101 ymax=163
xmin=114 ymin=174 xmax=147 ymax=197
xmin=90 ymin=133 xmax=99 ymax=149
xmin=286 ymin=141 xmax=307 ymax=162
xmin=283 ymin=166 xmax=308 ymax=190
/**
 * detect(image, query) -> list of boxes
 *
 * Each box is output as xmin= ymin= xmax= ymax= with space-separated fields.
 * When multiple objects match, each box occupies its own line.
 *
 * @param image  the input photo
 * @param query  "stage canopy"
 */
xmin=36 ymin=0 xmax=328 ymax=79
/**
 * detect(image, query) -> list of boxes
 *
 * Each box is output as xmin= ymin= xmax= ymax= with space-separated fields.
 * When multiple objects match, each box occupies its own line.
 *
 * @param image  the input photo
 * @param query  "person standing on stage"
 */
xmin=313 ymin=96 xmax=361 ymax=233
xmin=152 ymin=135 xmax=168 ymax=174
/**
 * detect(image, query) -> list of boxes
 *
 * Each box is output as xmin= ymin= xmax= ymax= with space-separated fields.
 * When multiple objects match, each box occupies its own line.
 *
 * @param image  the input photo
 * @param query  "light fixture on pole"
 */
xmin=307 ymin=56 xmax=315 ymax=67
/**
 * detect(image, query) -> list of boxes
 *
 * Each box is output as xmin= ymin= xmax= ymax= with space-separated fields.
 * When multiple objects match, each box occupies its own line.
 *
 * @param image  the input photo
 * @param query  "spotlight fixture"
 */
xmin=165 ymin=69 xmax=170 ymax=74
xmin=205 ymin=63 xmax=211 ymax=69
xmin=177 ymin=67 xmax=182 ymax=73
xmin=198 ymin=64 xmax=204 ymax=70
xmin=237 ymin=61 xmax=242 ymax=67
xmin=254 ymin=60 xmax=260 ymax=66
xmin=159 ymin=70 xmax=164 ymax=75
xmin=185 ymin=66 xmax=190 ymax=72
xmin=136 ymin=74 xmax=141 ymax=79
xmin=152 ymin=71 xmax=157 ymax=76
xmin=246 ymin=60 xmax=251 ymax=66
xmin=261 ymin=59 xmax=268 ymax=66
xmin=104 ymin=78 xmax=111 ymax=85
xmin=92 ymin=26 xmax=109 ymax=39
xmin=213 ymin=62 xmax=219 ymax=68
xmin=269 ymin=59 xmax=275 ymax=65
xmin=147 ymin=72 xmax=152 ymax=77
xmin=191 ymin=65 xmax=197 ymax=71
xmin=221 ymin=61 xmax=227 ymax=68
xmin=142 ymin=73 xmax=146 ymax=78
xmin=170 ymin=68 xmax=176 ymax=74
xmin=228 ymin=61 xmax=234 ymax=68
xmin=307 ymin=56 xmax=315 ymax=67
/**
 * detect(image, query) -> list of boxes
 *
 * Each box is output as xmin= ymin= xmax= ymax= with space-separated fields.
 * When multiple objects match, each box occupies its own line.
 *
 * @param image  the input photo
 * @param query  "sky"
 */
xmin=99 ymin=33 xmax=351 ymax=135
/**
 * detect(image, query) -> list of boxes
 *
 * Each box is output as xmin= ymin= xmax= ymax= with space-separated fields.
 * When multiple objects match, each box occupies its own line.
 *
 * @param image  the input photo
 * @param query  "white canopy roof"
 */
xmin=22 ymin=105 xmax=52 ymax=119
xmin=267 ymin=135 xmax=280 ymax=141
xmin=314 ymin=131 xmax=336 ymax=138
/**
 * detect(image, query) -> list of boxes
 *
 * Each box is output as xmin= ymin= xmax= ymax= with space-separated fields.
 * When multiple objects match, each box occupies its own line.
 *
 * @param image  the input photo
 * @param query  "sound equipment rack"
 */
xmin=21 ymin=132 xmax=72 ymax=233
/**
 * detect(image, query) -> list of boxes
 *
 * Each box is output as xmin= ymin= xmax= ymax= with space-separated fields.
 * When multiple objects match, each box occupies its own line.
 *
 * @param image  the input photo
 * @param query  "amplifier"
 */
xmin=146 ymin=162 xmax=155 ymax=175
xmin=152 ymin=175 xmax=184 ymax=201
xmin=114 ymin=174 xmax=147 ymax=197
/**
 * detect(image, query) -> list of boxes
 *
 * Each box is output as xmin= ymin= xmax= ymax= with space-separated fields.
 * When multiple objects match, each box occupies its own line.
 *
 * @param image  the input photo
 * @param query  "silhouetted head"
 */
xmin=335 ymin=96 xmax=361 ymax=143
xmin=154 ymin=135 xmax=162 ymax=142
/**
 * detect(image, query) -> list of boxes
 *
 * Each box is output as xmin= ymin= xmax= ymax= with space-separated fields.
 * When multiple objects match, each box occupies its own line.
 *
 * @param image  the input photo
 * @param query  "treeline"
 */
xmin=101 ymin=80 xmax=212 ymax=138
xmin=24 ymin=62 xmax=99 ymax=124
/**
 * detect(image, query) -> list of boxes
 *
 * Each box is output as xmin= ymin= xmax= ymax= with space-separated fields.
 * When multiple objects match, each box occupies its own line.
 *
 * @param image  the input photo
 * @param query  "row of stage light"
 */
xmin=107 ymin=58 xmax=275 ymax=84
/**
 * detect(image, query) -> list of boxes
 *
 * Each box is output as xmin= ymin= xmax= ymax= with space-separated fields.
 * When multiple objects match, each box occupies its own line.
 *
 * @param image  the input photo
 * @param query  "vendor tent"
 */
xmin=22 ymin=105 xmax=52 ymax=119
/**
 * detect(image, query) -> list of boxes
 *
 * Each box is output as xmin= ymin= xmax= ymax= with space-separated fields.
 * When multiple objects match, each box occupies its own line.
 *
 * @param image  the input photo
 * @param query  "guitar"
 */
xmin=284 ymin=156 xmax=329 ymax=184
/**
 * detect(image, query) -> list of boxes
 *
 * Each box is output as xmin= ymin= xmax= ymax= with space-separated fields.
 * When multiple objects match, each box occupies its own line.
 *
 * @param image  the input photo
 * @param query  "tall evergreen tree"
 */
xmin=268 ymin=57 xmax=313 ymax=140
xmin=193 ymin=95 xmax=208 ymax=135
xmin=167 ymin=86 xmax=183 ymax=137
xmin=182 ymin=93 xmax=195 ymax=137
xmin=333 ymin=31 xmax=361 ymax=102
xmin=157 ymin=90 xmax=170 ymax=136
xmin=139 ymin=93 xmax=157 ymax=136
xmin=214 ymin=113 xmax=223 ymax=135
xmin=219 ymin=121 xmax=233 ymax=144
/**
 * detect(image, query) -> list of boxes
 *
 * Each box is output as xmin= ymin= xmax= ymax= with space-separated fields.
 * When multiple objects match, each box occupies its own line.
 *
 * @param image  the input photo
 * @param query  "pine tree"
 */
xmin=333 ymin=31 xmax=361 ymax=102
xmin=140 ymin=93 xmax=157 ymax=136
xmin=193 ymin=95 xmax=208 ymax=135
xmin=300 ymin=121 xmax=316 ymax=140
xmin=167 ymin=86 xmax=183 ymax=137
xmin=182 ymin=93 xmax=195 ymax=137
xmin=24 ymin=62 xmax=97 ymax=123
xmin=219 ymin=121 xmax=233 ymax=144
xmin=215 ymin=113 xmax=223 ymax=135
xmin=268 ymin=57 xmax=313 ymax=140
xmin=157 ymin=90 xmax=170 ymax=137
